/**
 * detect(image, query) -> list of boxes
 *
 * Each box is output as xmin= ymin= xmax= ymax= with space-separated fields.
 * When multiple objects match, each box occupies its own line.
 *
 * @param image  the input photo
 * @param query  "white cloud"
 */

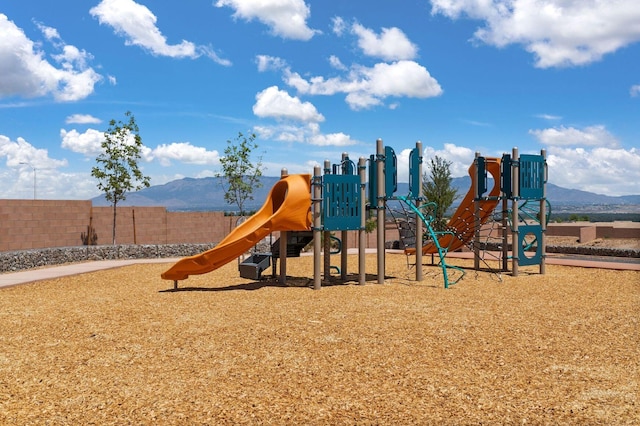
xmin=430 ymin=0 xmax=640 ymax=68
xmin=529 ymin=125 xmax=619 ymax=148
xmin=253 ymin=86 xmax=324 ymax=122
xmin=60 ymin=127 xmax=220 ymax=167
xmin=328 ymin=55 xmax=347 ymax=71
xmin=536 ymin=113 xmax=562 ymax=121
xmin=0 ymin=14 xmax=102 ymax=101
xmin=307 ymin=132 xmax=354 ymax=147
xmin=0 ymin=134 xmax=68 ymax=170
xmin=254 ymin=122 xmax=357 ymax=147
xmin=0 ymin=135 xmax=71 ymax=198
xmin=215 ymin=0 xmax=317 ymax=40
xmin=286 ymin=60 xmax=443 ymax=110
xmin=546 ymin=146 xmax=640 ymax=196
xmin=351 ymin=23 xmax=418 ymax=61
xmin=60 ymin=128 xmax=105 ymax=156
xmin=256 ymin=55 xmax=287 ymax=72
xmin=631 ymin=85 xmax=640 ymax=97
xmin=90 ymin=0 xmax=230 ymax=65
xmin=331 ymin=16 xmax=346 ymax=36
xmin=66 ymin=114 xmax=102 ymax=124
xmin=394 ymin=142 xmax=476 ymax=183
xmin=198 ymin=45 xmax=233 ymax=66
xmin=150 ymin=142 xmax=220 ymax=166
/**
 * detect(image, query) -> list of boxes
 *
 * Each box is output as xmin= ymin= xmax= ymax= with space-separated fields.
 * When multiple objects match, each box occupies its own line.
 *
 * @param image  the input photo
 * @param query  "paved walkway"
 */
xmin=0 ymin=258 xmax=180 ymax=289
xmin=0 ymin=253 xmax=637 ymax=290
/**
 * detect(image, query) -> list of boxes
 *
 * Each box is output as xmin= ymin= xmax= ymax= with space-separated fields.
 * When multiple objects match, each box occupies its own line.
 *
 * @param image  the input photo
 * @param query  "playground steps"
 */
xmin=270 ymin=231 xmax=314 ymax=258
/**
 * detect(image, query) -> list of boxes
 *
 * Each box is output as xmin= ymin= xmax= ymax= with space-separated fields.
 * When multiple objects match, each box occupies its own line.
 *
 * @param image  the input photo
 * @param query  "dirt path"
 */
xmin=1 ymin=254 xmax=638 ymax=424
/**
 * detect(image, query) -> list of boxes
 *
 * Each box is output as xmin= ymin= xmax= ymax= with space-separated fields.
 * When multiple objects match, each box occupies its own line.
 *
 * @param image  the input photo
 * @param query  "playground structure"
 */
xmin=161 ymin=141 xmax=548 ymax=289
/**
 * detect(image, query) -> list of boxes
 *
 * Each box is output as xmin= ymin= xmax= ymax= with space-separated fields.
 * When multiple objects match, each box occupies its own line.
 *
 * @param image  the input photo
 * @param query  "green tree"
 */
xmin=91 ymin=111 xmax=150 ymax=244
xmin=422 ymin=156 xmax=458 ymax=231
xmin=217 ymin=132 xmax=263 ymax=217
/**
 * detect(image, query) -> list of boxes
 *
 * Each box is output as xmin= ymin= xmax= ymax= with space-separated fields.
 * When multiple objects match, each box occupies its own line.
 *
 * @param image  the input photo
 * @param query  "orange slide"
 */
xmin=161 ymin=174 xmax=312 ymax=281
xmin=408 ymin=157 xmax=502 ymax=255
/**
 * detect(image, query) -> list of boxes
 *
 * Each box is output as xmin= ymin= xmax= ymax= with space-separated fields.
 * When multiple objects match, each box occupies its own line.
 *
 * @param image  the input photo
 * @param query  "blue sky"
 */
xmin=1 ymin=0 xmax=639 ymax=200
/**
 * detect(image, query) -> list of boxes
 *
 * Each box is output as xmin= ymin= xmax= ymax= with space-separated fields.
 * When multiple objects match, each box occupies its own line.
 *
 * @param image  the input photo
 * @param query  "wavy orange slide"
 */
xmin=161 ymin=174 xmax=312 ymax=281
xmin=407 ymin=157 xmax=502 ymax=255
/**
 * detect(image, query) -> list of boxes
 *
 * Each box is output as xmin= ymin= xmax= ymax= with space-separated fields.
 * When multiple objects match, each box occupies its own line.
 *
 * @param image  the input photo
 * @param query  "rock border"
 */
xmin=1 ymin=242 xmax=638 ymax=274
xmin=0 ymin=244 xmax=216 ymax=273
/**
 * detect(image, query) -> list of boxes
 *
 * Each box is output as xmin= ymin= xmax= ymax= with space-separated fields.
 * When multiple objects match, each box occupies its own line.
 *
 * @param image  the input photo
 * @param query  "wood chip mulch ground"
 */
xmin=1 ymin=254 xmax=638 ymax=425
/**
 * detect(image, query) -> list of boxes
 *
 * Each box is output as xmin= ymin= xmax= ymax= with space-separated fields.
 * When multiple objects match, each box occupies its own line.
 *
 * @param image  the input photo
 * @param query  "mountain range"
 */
xmin=91 ymin=175 xmax=640 ymax=212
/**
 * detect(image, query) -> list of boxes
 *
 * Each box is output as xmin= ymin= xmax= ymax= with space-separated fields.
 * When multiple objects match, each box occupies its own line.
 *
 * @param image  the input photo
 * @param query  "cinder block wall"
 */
xmin=0 ymin=200 xmax=231 ymax=251
xmin=0 ymin=200 xmax=91 ymax=251
xmin=1 ymin=198 xmax=637 ymax=252
xmin=166 ymin=211 xmax=230 ymax=244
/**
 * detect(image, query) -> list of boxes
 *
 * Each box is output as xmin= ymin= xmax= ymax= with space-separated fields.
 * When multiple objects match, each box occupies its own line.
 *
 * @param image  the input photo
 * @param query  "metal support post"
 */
xmin=323 ymin=160 xmax=331 ymax=284
xmin=415 ymin=141 xmax=423 ymax=282
xmin=376 ymin=138 xmax=385 ymax=284
xmin=474 ymin=152 xmax=481 ymax=271
xmin=313 ymin=165 xmax=322 ymax=290
xmin=540 ymin=149 xmax=547 ymax=275
xmin=358 ymin=157 xmax=367 ymax=285
xmin=511 ymin=147 xmax=520 ymax=277
xmin=279 ymin=169 xmax=288 ymax=285
xmin=340 ymin=152 xmax=348 ymax=281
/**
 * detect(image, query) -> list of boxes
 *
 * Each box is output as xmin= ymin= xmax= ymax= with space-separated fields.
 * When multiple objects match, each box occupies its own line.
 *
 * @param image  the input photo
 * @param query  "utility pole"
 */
xmin=19 ymin=162 xmax=36 ymax=199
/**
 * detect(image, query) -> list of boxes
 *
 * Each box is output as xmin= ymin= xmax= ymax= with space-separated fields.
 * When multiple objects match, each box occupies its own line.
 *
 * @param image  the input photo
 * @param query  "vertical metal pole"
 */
xmin=376 ymin=138 xmax=385 ymax=284
xmin=340 ymin=152 xmax=348 ymax=281
xmin=323 ymin=160 xmax=331 ymax=284
xmin=313 ymin=165 xmax=322 ymax=290
xmin=540 ymin=149 xmax=547 ymax=275
xmin=501 ymin=157 xmax=509 ymax=272
xmin=474 ymin=152 xmax=481 ymax=271
xmin=279 ymin=168 xmax=288 ymax=285
xmin=358 ymin=157 xmax=366 ymax=285
xmin=415 ymin=141 xmax=423 ymax=282
xmin=512 ymin=147 xmax=520 ymax=277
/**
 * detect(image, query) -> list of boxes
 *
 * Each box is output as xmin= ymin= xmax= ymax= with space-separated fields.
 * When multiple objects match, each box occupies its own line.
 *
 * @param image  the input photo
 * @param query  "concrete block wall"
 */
xmin=165 ymin=211 xmax=230 ymax=244
xmin=0 ymin=200 xmax=91 ymax=251
xmin=0 ymin=200 xmax=231 ymax=251
xmin=91 ymin=206 xmax=170 ymax=245
xmin=1 ymin=198 xmax=637 ymax=253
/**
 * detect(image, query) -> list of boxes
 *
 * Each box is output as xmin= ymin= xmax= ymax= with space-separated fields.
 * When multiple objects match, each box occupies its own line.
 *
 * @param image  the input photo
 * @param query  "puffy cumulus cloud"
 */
xmin=0 ymin=134 xmax=71 ymax=198
xmin=150 ymin=142 xmax=220 ymax=166
xmin=529 ymin=125 xmax=619 ymax=148
xmin=528 ymin=124 xmax=638 ymax=195
xmin=351 ymin=23 xmax=418 ymax=61
xmin=0 ymin=14 xmax=102 ymax=101
xmin=60 ymin=128 xmax=219 ymax=167
xmin=430 ymin=0 xmax=640 ymax=68
xmin=60 ymin=128 xmax=105 ymax=156
xmin=307 ymin=132 xmax=354 ymax=147
xmin=546 ymin=146 xmax=640 ymax=196
xmin=286 ymin=61 xmax=442 ymax=110
xmin=216 ymin=0 xmax=317 ymax=41
xmin=253 ymin=86 xmax=324 ymax=122
xmin=66 ymin=114 xmax=102 ymax=124
xmin=394 ymin=142 xmax=475 ymax=183
xmin=0 ymin=135 xmax=68 ymax=169
xmin=254 ymin=122 xmax=357 ymax=147
xmin=425 ymin=143 xmax=477 ymax=177
xmin=90 ymin=0 xmax=230 ymax=65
